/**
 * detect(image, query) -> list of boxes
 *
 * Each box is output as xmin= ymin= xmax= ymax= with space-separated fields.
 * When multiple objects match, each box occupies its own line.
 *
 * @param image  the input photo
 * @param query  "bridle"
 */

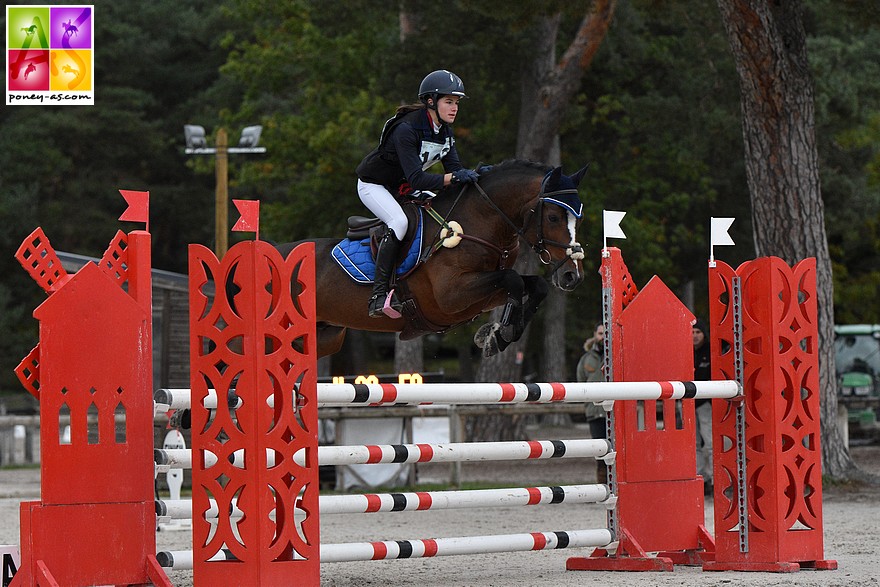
xmin=426 ymin=176 xmax=584 ymax=275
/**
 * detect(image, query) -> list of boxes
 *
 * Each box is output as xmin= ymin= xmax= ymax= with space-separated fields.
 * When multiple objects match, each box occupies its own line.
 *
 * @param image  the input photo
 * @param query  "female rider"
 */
xmin=356 ymin=69 xmax=479 ymax=318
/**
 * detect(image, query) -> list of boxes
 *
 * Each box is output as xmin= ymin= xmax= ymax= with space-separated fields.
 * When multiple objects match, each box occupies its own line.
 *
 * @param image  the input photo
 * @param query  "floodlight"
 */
xmin=238 ymin=125 xmax=263 ymax=148
xmin=184 ymin=125 xmax=207 ymax=149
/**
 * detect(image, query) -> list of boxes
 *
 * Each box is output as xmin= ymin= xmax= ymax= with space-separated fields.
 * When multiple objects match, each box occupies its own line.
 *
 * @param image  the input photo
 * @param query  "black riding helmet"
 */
xmin=418 ymin=70 xmax=467 ymax=110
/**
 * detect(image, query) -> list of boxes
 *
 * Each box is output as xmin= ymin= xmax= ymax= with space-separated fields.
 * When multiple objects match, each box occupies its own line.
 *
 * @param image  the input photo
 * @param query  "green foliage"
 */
xmin=0 ymin=0 xmax=230 ymax=393
xmin=217 ymin=0 xmax=400 ymax=241
xmin=808 ymin=5 xmax=880 ymax=322
xmin=557 ymin=0 xmax=751 ymax=341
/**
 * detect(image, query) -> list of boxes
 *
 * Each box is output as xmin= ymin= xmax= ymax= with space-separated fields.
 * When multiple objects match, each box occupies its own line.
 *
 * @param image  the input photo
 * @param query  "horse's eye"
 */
xmin=547 ymin=213 xmax=560 ymax=223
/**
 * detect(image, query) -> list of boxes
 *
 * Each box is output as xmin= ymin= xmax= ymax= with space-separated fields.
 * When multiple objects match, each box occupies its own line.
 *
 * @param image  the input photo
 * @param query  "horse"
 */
xmin=62 ymin=20 xmax=78 ymax=38
xmin=275 ymin=159 xmax=589 ymax=358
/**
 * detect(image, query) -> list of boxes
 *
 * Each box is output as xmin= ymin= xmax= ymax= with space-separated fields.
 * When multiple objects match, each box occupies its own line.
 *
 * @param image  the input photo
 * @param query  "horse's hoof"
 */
xmin=482 ymin=336 xmax=501 ymax=358
xmin=474 ymin=323 xmax=503 ymax=357
xmin=474 ymin=322 xmax=499 ymax=349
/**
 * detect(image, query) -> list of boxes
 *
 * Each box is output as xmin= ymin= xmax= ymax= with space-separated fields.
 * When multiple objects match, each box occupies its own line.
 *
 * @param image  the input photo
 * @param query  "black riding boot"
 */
xmin=368 ymin=229 xmax=402 ymax=318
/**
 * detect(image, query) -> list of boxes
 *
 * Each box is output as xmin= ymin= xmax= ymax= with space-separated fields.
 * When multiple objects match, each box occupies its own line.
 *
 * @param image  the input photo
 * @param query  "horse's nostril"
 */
xmin=563 ymin=271 xmax=582 ymax=289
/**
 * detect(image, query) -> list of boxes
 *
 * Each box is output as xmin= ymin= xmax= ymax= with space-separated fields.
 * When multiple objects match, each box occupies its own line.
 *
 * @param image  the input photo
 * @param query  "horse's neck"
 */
xmin=434 ymin=176 xmax=538 ymax=239
xmin=485 ymin=181 xmax=538 ymax=229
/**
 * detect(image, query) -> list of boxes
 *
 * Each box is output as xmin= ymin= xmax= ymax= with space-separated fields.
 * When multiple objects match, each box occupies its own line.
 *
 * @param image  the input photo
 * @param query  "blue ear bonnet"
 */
xmin=540 ymin=169 xmax=584 ymax=218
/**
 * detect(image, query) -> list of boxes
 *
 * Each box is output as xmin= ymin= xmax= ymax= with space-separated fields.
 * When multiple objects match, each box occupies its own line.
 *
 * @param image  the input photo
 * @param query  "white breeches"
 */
xmin=357 ymin=180 xmax=408 ymax=240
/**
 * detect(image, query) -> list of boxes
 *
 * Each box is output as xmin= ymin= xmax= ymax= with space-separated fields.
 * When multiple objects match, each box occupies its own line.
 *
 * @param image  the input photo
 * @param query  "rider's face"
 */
xmin=435 ymin=95 xmax=460 ymax=125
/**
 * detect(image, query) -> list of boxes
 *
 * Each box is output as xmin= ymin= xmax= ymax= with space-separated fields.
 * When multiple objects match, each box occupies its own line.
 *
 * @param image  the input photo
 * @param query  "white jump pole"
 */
xmin=156 ymin=483 xmax=610 ymax=521
xmin=314 ymin=380 xmax=739 ymax=406
xmin=306 ymin=438 xmax=610 ymax=466
xmin=154 ymin=438 xmax=611 ymax=470
xmin=154 ymin=379 xmax=741 ymax=412
xmin=157 ymin=528 xmax=614 ymax=569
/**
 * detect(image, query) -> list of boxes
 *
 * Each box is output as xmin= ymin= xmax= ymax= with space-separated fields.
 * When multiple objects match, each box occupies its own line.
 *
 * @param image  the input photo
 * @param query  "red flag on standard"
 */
xmin=232 ymin=199 xmax=260 ymax=233
xmin=118 ymin=190 xmax=149 ymax=225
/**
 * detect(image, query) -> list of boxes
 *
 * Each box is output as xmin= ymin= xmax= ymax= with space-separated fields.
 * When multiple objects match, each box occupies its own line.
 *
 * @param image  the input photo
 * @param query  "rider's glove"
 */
xmin=451 ymin=168 xmax=480 ymax=184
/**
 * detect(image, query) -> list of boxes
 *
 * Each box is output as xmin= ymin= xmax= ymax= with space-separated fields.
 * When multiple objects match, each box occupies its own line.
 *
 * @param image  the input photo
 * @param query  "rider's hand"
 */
xmin=451 ymin=168 xmax=480 ymax=184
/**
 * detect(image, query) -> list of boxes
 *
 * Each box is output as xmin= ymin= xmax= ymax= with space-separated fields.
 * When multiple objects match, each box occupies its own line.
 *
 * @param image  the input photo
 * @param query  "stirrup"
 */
xmin=382 ymin=290 xmax=402 ymax=318
xmin=368 ymin=290 xmax=402 ymax=319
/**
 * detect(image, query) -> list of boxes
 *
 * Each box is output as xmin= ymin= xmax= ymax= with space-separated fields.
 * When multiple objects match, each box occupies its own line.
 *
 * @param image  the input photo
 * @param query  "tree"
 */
xmin=218 ymin=0 xmax=400 ymax=245
xmin=0 ymin=0 xmax=230 ymax=395
xmin=715 ymin=0 xmax=860 ymax=478
xmin=477 ymin=2 xmax=617 ymax=386
xmin=213 ymin=0 xmax=879 ymax=390
xmin=807 ymin=1 xmax=880 ymax=323
xmin=391 ymin=0 xmax=426 ymax=377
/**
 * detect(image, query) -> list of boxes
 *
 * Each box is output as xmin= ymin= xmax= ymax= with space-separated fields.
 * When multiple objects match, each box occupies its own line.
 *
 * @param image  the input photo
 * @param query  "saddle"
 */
xmin=331 ymin=202 xmax=428 ymax=284
xmin=333 ymin=202 xmax=454 ymax=339
xmin=345 ymin=203 xmax=423 ymax=266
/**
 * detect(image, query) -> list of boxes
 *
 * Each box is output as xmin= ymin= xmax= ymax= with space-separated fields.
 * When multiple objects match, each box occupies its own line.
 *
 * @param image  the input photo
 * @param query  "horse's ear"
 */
xmin=546 ymin=166 xmax=563 ymax=188
xmin=570 ymin=163 xmax=590 ymax=188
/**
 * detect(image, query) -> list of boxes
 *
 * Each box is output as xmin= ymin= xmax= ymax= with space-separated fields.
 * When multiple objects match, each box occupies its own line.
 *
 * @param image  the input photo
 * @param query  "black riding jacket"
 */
xmin=356 ymin=107 xmax=464 ymax=194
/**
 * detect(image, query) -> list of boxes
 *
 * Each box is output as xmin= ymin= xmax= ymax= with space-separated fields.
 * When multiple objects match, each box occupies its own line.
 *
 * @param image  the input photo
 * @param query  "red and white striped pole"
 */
xmin=154 ymin=379 xmax=740 ymax=411
xmin=157 ymin=528 xmax=613 ymax=569
xmin=156 ymin=483 xmax=610 ymax=521
xmin=154 ymin=438 xmax=611 ymax=470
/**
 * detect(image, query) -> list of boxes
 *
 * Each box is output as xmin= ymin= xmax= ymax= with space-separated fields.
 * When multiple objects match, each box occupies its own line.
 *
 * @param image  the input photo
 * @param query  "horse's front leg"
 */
xmin=475 ymin=274 xmax=550 ymax=357
xmin=518 ymin=275 xmax=549 ymax=330
xmin=474 ymin=271 xmax=549 ymax=357
xmin=473 ymin=270 xmax=528 ymax=357
xmin=494 ymin=275 xmax=549 ymax=352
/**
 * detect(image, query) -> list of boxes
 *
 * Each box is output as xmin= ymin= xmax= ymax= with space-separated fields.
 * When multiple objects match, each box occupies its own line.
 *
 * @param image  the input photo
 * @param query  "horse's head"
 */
xmin=530 ymin=164 xmax=589 ymax=291
xmin=443 ymin=160 xmax=588 ymax=291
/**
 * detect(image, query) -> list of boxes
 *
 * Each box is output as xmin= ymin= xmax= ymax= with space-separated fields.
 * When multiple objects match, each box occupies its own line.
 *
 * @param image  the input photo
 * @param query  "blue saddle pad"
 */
xmin=331 ymin=209 xmax=424 ymax=283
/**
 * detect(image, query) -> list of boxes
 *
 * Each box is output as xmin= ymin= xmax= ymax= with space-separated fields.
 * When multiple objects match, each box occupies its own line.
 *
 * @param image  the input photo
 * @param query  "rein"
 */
xmin=423 ymin=185 xmax=520 ymax=269
xmin=422 ymin=177 xmax=583 ymax=273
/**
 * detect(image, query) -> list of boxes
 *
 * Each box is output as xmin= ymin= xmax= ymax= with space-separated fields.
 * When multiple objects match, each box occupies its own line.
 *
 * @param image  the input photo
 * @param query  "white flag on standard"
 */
xmin=709 ymin=217 xmax=735 ymax=266
xmin=603 ymin=210 xmax=627 ymax=240
xmin=710 ymin=217 xmax=735 ymax=246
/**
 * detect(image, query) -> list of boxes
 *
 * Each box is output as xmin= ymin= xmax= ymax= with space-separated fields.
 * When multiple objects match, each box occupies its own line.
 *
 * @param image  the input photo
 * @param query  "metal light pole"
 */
xmin=184 ymin=125 xmax=266 ymax=257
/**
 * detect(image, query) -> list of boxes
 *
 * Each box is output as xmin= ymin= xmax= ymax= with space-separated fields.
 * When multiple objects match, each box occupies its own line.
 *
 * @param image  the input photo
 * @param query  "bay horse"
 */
xmin=276 ymin=159 xmax=588 ymax=358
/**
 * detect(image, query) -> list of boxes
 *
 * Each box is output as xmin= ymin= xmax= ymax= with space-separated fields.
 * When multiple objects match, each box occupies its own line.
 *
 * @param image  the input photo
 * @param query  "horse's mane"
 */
xmin=484 ymin=159 xmax=551 ymax=176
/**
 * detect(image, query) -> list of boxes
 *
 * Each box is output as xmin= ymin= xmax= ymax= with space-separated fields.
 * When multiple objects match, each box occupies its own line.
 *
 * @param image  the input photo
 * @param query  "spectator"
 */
xmin=576 ymin=322 xmax=607 ymax=484
xmin=693 ymin=319 xmax=713 ymax=495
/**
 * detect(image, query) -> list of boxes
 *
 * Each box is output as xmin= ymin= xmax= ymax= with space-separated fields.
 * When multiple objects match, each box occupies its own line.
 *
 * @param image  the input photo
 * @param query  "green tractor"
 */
xmin=834 ymin=324 xmax=880 ymax=438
